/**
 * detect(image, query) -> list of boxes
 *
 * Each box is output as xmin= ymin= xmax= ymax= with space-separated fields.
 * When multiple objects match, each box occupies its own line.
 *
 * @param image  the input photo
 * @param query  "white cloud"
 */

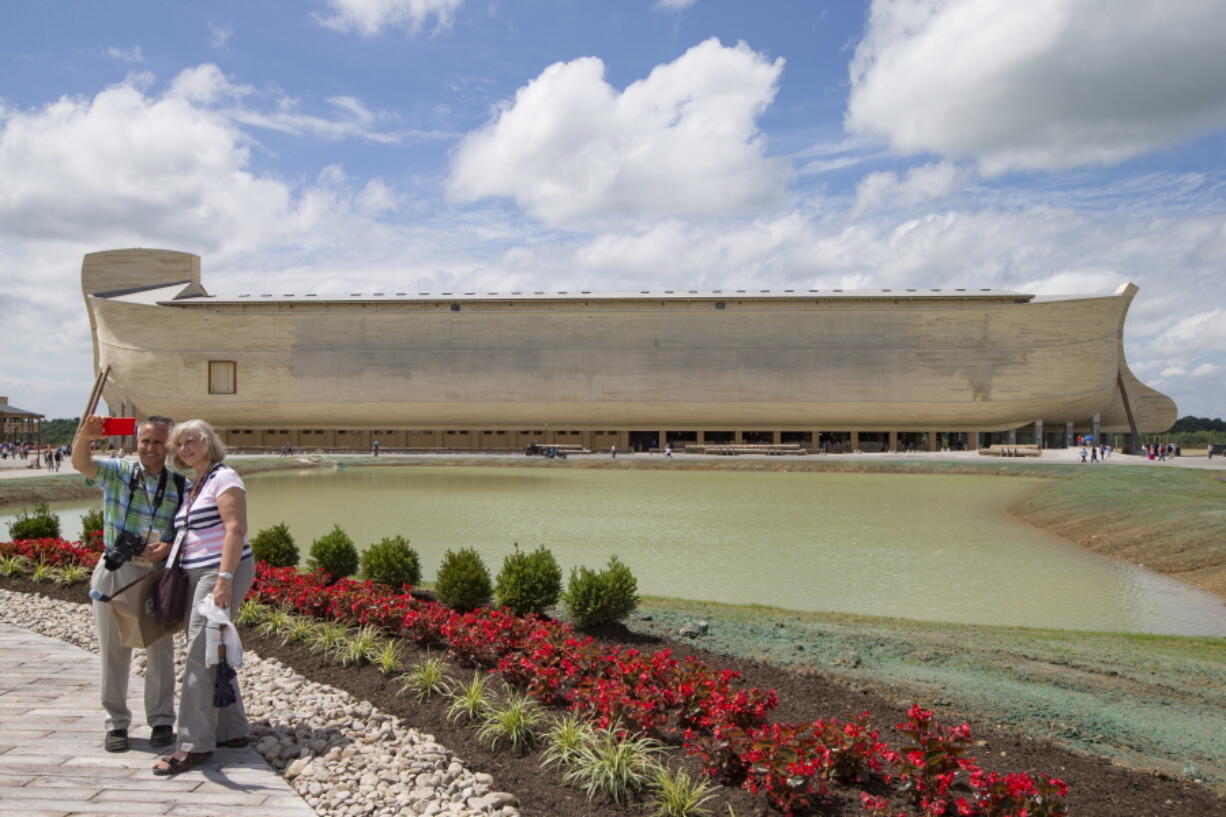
xmin=846 ymin=0 xmax=1226 ymax=174
xmin=1191 ymin=363 xmax=1222 ymax=378
xmin=314 ymin=0 xmax=463 ymax=36
xmin=167 ymin=63 xmax=252 ymax=104
xmin=0 ymin=69 xmax=406 ymax=261
xmin=161 ymin=64 xmax=437 ymax=144
xmin=655 ymin=0 xmax=697 ymax=11
xmin=1149 ymin=309 xmax=1226 ymax=357
xmin=208 ymin=21 xmax=233 ymax=48
xmin=106 ymin=46 xmax=144 ymax=63
xmin=447 ymin=38 xmax=789 ymax=228
xmin=853 ymin=160 xmax=970 ymax=213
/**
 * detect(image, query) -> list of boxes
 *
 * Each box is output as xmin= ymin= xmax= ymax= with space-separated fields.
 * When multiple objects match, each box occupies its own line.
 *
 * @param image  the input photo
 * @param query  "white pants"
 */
xmin=90 ymin=562 xmax=176 ymax=732
xmin=175 ymin=557 xmax=254 ymax=753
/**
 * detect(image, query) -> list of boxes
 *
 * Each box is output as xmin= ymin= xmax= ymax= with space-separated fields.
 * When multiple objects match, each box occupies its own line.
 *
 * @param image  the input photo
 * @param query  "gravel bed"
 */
xmin=0 ymin=588 xmax=520 ymax=817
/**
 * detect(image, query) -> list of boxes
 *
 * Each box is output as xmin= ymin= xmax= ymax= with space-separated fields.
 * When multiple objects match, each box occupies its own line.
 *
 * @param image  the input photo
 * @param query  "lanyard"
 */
xmin=118 ymin=466 xmax=170 ymax=542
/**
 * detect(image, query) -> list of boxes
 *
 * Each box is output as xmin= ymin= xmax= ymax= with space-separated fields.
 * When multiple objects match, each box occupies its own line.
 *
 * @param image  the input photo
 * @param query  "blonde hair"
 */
xmin=168 ymin=419 xmax=226 ymax=471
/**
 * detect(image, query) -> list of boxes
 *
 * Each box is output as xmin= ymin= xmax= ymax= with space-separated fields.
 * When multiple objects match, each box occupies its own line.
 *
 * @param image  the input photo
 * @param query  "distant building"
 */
xmin=0 ymin=397 xmax=44 ymax=445
xmin=81 ymin=248 xmax=1175 ymax=453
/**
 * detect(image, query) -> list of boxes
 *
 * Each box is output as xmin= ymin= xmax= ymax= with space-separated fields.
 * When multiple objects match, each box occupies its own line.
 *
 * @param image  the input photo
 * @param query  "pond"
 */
xmin=8 ymin=465 xmax=1225 ymax=636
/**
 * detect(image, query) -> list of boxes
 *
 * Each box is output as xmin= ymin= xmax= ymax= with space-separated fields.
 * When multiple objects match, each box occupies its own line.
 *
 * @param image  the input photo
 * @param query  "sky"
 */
xmin=2 ymin=0 xmax=1224 ymax=421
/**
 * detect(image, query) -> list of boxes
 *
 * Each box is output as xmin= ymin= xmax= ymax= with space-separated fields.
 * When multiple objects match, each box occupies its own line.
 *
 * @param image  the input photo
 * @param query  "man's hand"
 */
xmin=72 ymin=416 xmax=105 ymax=480
xmin=80 ymin=415 xmax=107 ymax=441
xmin=145 ymin=541 xmax=171 ymax=561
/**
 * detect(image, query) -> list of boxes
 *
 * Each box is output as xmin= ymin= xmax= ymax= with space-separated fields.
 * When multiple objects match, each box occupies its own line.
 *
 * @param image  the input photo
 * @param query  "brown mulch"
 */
xmin=4 ymin=576 xmax=1220 ymax=817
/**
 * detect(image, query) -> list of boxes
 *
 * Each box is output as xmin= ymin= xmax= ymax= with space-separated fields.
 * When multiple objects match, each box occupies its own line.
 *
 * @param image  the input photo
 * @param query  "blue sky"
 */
xmin=2 ymin=0 xmax=1225 ymax=420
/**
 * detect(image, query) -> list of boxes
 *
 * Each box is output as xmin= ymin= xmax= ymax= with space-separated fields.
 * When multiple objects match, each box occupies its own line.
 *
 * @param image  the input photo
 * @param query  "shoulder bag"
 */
xmin=153 ymin=471 xmax=202 ymax=626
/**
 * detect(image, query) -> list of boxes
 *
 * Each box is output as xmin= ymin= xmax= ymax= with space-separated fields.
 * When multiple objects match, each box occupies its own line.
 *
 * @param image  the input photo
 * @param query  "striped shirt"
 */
xmin=176 ymin=464 xmax=252 ymax=570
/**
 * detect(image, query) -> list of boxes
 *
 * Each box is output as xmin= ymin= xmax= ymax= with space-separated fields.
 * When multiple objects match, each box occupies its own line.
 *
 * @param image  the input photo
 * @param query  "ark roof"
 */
xmin=96 ymin=283 xmax=1040 ymax=306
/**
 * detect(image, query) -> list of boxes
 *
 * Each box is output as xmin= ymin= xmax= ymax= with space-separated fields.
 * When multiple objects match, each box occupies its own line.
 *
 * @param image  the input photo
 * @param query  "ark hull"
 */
xmin=82 ymin=249 xmax=1176 ymax=446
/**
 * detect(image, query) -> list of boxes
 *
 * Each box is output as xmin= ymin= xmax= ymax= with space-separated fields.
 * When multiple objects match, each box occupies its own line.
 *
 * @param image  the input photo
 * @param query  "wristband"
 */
xmin=218 ymin=571 xmax=234 ymax=580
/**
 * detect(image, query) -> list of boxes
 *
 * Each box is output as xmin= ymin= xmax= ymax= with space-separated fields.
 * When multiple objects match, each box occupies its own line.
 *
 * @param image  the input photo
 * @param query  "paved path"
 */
xmin=0 ymin=623 xmax=316 ymax=817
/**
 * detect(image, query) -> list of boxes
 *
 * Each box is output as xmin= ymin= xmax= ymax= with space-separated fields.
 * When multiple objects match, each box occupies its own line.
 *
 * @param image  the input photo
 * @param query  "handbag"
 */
xmin=153 ymin=527 xmax=188 ymax=626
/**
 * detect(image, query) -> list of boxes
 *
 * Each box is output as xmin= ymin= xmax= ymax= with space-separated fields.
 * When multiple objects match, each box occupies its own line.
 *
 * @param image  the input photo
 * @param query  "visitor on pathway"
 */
xmin=154 ymin=419 xmax=255 ymax=776
xmin=72 ymin=415 xmax=184 ymax=754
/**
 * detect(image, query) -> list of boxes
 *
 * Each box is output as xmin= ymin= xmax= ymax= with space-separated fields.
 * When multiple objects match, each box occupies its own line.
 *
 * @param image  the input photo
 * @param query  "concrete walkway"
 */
xmin=0 ymin=623 xmax=316 ymax=817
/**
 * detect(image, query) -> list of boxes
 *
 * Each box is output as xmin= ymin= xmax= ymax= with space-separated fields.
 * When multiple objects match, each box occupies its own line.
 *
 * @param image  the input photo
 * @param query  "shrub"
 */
xmin=235 ymin=600 xmax=270 ymax=628
xmin=334 ymin=625 xmax=382 ymax=667
xmin=0 ymin=555 xmax=31 ymax=577
xmin=251 ymin=523 xmax=300 ymax=567
xmin=542 ymin=712 xmax=597 ymax=770
xmin=306 ymin=621 xmax=349 ymax=656
xmin=495 ymin=544 xmax=563 ymax=615
xmin=372 ymin=641 xmax=403 ymax=675
xmin=562 ymin=555 xmax=639 ymax=629
xmin=359 ymin=535 xmax=421 ymax=588
xmin=307 ymin=525 xmax=359 ymax=580
xmin=8 ymin=503 xmax=60 ymax=540
xmin=52 ymin=564 xmax=90 ymax=586
xmin=78 ymin=507 xmax=104 ymax=541
xmin=399 ymin=656 xmax=451 ymax=702
xmin=435 ymin=547 xmax=492 ymax=611
xmin=477 ymin=691 xmax=544 ymax=754
xmin=650 ymin=765 xmax=719 ymax=817
xmin=563 ymin=726 xmax=663 ymax=804
xmin=447 ymin=672 xmax=491 ymax=724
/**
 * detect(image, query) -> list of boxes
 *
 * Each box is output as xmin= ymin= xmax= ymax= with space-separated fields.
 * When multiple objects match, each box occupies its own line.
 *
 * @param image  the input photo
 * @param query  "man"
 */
xmin=73 ymin=415 xmax=185 ymax=753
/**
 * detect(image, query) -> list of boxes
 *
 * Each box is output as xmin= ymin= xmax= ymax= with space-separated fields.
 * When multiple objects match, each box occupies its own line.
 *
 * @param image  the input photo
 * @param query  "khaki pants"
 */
xmin=176 ymin=557 xmax=254 ymax=753
xmin=91 ymin=562 xmax=176 ymax=732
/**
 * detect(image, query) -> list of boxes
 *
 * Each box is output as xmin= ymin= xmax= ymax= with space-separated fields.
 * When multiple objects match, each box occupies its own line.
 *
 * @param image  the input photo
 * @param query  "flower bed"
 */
xmin=0 ymin=539 xmax=1071 ymax=816
xmin=0 ymin=535 xmax=103 ymax=566
xmin=250 ymin=562 xmax=1068 ymax=816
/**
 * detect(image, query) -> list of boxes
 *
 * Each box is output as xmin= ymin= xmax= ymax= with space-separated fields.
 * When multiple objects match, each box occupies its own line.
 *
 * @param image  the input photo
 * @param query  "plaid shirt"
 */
xmin=89 ymin=459 xmax=184 ymax=551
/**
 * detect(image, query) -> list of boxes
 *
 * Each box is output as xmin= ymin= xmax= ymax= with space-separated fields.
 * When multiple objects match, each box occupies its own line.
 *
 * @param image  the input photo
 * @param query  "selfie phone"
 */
xmin=102 ymin=417 xmax=137 ymax=436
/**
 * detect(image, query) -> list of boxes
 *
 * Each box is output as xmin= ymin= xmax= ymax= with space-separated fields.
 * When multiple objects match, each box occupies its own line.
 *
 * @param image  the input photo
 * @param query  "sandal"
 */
xmin=152 ymin=751 xmax=213 ymax=776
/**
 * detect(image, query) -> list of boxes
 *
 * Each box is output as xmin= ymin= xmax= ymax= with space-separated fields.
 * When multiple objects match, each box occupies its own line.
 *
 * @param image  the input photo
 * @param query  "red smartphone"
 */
xmin=102 ymin=417 xmax=137 ymax=436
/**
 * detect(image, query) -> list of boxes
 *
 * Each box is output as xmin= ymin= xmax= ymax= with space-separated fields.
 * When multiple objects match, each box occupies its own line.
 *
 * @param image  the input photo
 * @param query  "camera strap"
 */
xmin=115 ymin=466 xmax=170 ymax=545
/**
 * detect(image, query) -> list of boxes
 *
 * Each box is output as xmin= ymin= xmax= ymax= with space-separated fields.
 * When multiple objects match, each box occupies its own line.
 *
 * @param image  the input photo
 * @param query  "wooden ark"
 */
xmin=82 ymin=249 xmax=1175 ymax=450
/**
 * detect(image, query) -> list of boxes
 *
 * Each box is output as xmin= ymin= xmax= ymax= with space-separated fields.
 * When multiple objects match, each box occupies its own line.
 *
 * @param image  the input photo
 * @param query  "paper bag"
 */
xmin=111 ymin=568 xmax=181 ymax=648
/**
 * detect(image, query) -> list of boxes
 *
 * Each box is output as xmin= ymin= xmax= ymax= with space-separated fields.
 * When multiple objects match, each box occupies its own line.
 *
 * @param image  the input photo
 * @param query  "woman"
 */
xmin=153 ymin=419 xmax=255 ymax=776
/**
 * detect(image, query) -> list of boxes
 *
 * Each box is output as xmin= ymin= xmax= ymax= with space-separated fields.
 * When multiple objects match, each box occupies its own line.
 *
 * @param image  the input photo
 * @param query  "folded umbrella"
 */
xmin=213 ymin=628 xmax=238 ymax=708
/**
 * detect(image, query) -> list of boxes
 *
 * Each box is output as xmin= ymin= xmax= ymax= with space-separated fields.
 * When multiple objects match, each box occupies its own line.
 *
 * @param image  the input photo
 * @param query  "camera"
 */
xmin=103 ymin=530 xmax=147 ymax=571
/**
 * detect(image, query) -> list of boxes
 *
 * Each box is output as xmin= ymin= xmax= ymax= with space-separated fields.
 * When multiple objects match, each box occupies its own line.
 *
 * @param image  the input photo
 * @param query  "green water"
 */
xmin=10 ymin=465 xmax=1225 ymax=635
